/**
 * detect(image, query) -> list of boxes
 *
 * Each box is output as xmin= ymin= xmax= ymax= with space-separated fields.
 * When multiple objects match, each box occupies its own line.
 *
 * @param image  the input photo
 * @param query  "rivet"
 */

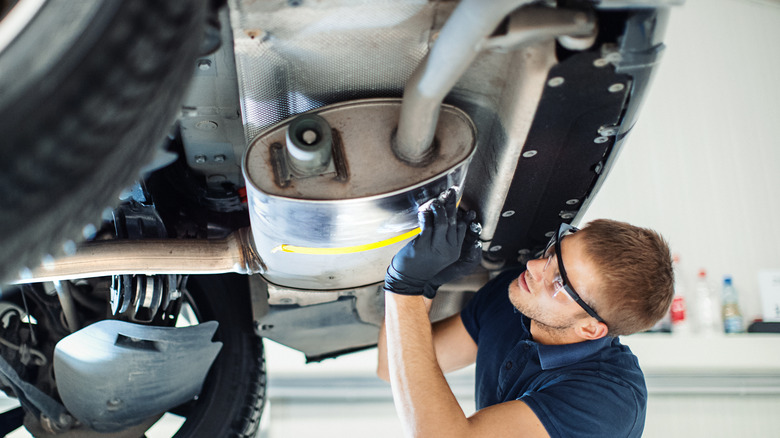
xmin=566 ymin=199 xmax=580 ymax=205
xmin=41 ymin=254 xmax=56 ymax=270
xmin=547 ymin=77 xmax=565 ymax=87
xmin=522 ymin=150 xmax=538 ymax=158
xmin=489 ymin=245 xmax=502 ymax=252
xmin=194 ymin=155 xmax=207 ymax=164
xmin=197 ymin=59 xmax=212 ymax=71
xmin=608 ymin=83 xmax=625 ymax=93
xmin=560 ymin=212 xmax=575 ymax=220
xmin=501 ymin=210 xmax=515 ymax=218
xmin=101 ymin=207 xmax=114 ymax=222
xmin=214 ymin=154 xmax=226 ymax=163
xmin=544 ymin=231 xmax=556 ymax=238
xmin=195 ymin=120 xmax=218 ymax=131
xmin=17 ymin=267 xmax=32 ymax=280
xmin=594 ymin=136 xmax=609 ymax=144
xmin=82 ymin=223 xmax=97 ymax=239
xmin=593 ymin=58 xmax=609 ymax=68
xmin=598 ymin=126 xmax=619 ymax=136
xmin=63 ymin=240 xmax=77 ymax=256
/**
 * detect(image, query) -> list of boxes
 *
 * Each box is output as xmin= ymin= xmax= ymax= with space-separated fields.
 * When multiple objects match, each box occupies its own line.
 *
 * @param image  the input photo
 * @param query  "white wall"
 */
xmin=581 ymin=0 xmax=780 ymax=323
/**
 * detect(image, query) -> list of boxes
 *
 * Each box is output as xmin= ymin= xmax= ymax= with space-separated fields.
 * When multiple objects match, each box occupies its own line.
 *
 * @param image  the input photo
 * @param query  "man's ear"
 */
xmin=575 ymin=319 xmax=609 ymax=341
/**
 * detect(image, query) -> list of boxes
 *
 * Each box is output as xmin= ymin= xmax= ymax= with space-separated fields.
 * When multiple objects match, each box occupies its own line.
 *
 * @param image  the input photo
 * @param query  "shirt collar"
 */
xmin=537 ymin=336 xmax=613 ymax=370
xmin=519 ymin=313 xmax=613 ymax=370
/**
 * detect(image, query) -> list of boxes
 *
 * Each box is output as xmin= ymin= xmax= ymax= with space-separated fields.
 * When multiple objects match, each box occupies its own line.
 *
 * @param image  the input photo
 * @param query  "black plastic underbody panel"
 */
xmin=487 ymin=50 xmax=630 ymax=266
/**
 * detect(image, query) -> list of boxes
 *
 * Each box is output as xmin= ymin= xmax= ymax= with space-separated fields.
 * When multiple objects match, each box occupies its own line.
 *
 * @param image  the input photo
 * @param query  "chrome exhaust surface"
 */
xmin=19 ymin=228 xmax=263 ymax=284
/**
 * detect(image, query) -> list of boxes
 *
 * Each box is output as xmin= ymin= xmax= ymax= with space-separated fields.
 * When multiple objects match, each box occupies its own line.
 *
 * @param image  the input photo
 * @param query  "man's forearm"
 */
xmin=384 ymin=292 xmax=469 ymax=437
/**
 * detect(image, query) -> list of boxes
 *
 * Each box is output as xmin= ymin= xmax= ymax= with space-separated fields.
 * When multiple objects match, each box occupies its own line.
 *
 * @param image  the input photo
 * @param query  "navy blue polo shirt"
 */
xmin=460 ymin=269 xmax=647 ymax=438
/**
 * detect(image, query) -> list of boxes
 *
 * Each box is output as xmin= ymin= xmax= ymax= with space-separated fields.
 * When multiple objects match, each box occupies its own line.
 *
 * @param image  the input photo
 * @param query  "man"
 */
xmin=377 ymin=188 xmax=674 ymax=437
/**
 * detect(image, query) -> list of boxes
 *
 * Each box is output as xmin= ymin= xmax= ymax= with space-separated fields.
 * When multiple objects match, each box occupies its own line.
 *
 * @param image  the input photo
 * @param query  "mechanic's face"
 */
xmin=508 ymin=232 xmax=602 ymax=333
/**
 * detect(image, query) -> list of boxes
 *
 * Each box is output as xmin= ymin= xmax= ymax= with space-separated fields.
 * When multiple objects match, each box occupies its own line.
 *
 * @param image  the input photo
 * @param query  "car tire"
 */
xmin=0 ymin=0 xmax=206 ymax=283
xmin=174 ymin=274 xmax=266 ymax=438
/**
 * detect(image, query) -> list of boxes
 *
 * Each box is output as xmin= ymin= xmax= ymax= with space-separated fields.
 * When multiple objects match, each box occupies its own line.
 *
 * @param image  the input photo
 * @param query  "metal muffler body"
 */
xmin=243 ymin=98 xmax=476 ymax=290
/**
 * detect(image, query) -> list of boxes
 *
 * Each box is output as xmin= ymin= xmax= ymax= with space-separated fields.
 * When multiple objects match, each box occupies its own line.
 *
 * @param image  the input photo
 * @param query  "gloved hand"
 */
xmin=422 ymin=217 xmax=482 ymax=299
xmin=384 ymin=188 xmax=479 ymax=296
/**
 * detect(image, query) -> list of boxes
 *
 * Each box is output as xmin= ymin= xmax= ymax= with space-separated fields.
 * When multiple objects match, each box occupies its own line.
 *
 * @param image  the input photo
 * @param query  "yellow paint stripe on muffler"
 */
xmin=274 ymin=227 xmax=422 ymax=255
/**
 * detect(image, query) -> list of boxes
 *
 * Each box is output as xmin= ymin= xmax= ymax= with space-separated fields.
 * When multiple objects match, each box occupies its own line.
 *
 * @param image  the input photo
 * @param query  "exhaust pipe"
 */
xmin=18 ymin=228 xmax=263 ymax=284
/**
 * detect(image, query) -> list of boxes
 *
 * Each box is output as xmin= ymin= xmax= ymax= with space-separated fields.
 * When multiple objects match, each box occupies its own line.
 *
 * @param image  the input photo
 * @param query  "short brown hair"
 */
xmin=578 ymin=219 xmax=674 ymax=337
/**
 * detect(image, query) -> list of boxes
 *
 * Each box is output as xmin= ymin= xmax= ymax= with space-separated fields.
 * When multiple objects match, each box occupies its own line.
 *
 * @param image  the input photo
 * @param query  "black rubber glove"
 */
xmin=384 ymin=188 xmax=471 ymax=296
xmin=422 ymin=217 xmax=482 ymax=299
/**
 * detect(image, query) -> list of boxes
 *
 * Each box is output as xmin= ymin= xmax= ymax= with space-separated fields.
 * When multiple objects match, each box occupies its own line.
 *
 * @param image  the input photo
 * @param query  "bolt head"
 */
xmin=547 ymin=77 xmax=565 ymax=87
xmin=608 ymin=83 xmax=625 ymax=93
xmin=594 ymin=136 xmax=609 ymax=144
xmin=195 ymin=120 xmax=218 ymax=131
xmin=489 ymin=245 xmax=502 ymax=252
xmin=194 ymin=155 xmax=207 ymax=164
xmin=522 ymin=150 xmax=538 ymax=158
xmin=501 ymin=210 xmax=515 ymax=218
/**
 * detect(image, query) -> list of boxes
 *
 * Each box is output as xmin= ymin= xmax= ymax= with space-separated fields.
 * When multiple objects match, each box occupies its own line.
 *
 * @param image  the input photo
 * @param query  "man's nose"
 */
xmin=526 ymin=257 xmax=546 ymax=281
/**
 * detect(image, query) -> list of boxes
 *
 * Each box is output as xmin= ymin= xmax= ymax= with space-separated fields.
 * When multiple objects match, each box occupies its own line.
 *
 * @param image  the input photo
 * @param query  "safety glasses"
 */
xmin=542 ymin=223 xmax=606 ymax=325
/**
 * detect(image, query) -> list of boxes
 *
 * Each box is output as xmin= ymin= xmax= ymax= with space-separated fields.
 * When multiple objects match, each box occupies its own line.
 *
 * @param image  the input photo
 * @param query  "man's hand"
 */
xmin=423 ymin=217 xmax=481 ymax=298
xmin=384 ymin=188 xmax=477 ymax=296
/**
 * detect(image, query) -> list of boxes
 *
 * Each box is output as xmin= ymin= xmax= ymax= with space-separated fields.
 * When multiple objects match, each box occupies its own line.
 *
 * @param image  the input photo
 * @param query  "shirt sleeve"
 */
xmin=520 ymin=373 xmax=647 ymax=438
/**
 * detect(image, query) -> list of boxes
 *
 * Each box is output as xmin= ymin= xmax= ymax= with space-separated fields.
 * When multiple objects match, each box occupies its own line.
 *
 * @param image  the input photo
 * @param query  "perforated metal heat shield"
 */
xmin=228 ymin=0 xmax=450 ymax=143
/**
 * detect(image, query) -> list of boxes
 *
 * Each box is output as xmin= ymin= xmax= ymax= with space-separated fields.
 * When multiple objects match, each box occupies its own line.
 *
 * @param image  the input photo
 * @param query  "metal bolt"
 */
xmin=41 ymin=254 xmax=55 ymax=270
xmin=501 ymin=210 xmax=515 ymax=218
xmin=608 ymin=83 xmax=625 ymax=93
xmin=102 ymin=207 xmax=114 ymax=222
xmin=547 ymin=77 xmax=565 ymax=87
xmin=594 ymin=136 xmax=609 ymax=144
xmin=560 ymin=212 xmax=575 ymax=220
xmin=598 ymin=126 xmax=619 ymax=137
xmin=63 ymin=240 xmax=77 ymax=256
xmin=17 ymin=267 xmax=32 ymax=280
xmin=197 ymin=59 xmax=212 ymax=71
xmin=566 ymin=199 xmax=580 ymax=205
xmin=302 ymin=129 xmax=319 ymax=145
xmin=489 ymin=245 xmax=502 ymax=252
xmin=213 ymin=154 xmax=226 ymax=163
xmin=106 ymin=398 xmax=122 ymax=411
xmin=195 ymin=120 xmax=218 ymax=131
xmin=544 ymin=231 xmax=556 ymax=238
xmin=593 ymin=58 xmax=609 ymax=68
xmin=82 ymin=223 xmax=97 ymax=239
xmin=194 ymin=155 xmax=207 ymax=164
xmin=522 ymin=150 xmax=538 ymax=158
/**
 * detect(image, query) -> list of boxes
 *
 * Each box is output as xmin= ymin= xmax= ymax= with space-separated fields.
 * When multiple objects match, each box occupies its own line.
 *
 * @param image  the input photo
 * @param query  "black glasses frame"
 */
xmin=548 ymin=223 xmax=607 ymax=325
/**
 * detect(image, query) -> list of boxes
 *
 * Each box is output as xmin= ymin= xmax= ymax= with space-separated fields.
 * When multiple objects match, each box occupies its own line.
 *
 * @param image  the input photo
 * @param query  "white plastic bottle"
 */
xmin=694 ymin=269 xmax=721 ymax=336
xmin=721 ymin=276 xmax=744 ymax=333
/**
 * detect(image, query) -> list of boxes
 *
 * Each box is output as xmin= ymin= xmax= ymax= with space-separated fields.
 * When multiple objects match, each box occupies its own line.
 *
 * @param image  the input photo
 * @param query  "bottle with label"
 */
xmin=722 ymin=276 xmax=744 ymax=333
xmin=670 ymin=254 xmax=691 ymax=335
xmin=694 ymin=269 xmax=721 ymax=336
